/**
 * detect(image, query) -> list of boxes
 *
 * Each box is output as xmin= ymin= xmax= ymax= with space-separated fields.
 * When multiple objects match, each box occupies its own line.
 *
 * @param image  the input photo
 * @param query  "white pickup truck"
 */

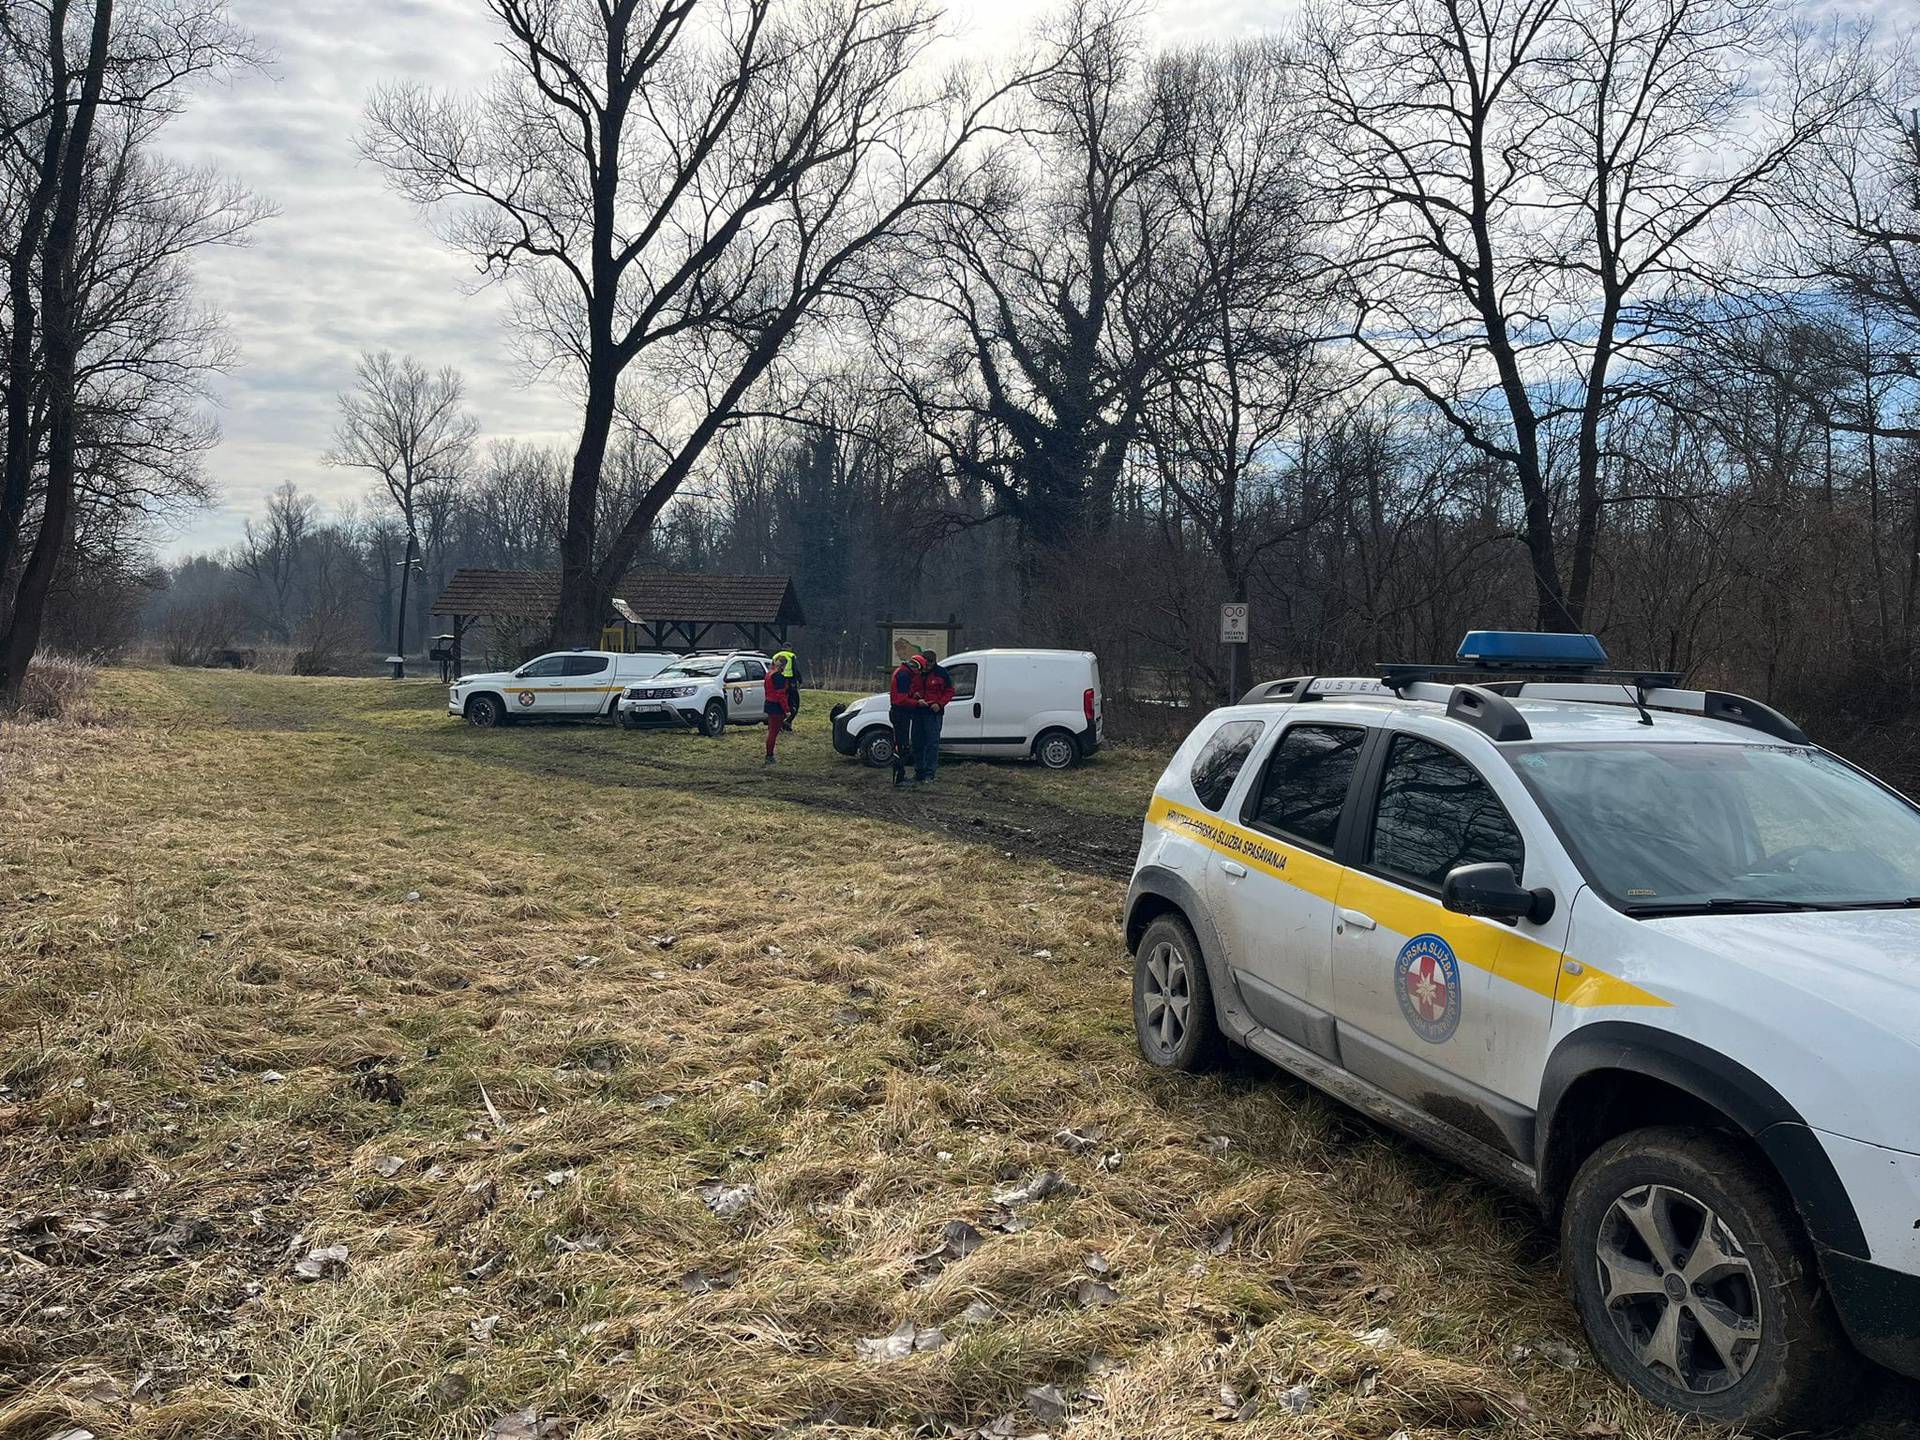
xmin=449 ymin=650 xmax=678 ymax=727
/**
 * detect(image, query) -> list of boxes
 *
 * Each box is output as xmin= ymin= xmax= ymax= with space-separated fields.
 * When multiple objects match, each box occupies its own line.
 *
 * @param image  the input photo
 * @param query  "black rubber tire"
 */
xmin=701 ymin=700 xmax=727 ymax=738
xmin=466 ymin=694 xmax=504 ymax=728
xmin=857 ymin=727 xmax=894 ymax=768
xmin=1034 ymin=728 xmax=1080 ymax=770
xmin=1561 ymin=1125 xmax=1860 ymax=1432
xmin=1131 ymin=913 xmax=1223 ymax=1072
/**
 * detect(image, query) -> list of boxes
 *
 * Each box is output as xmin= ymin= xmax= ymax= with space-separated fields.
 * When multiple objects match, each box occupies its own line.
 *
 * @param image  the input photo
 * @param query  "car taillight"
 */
xmin=1083 ymin=688 xmax=1095 ymax=723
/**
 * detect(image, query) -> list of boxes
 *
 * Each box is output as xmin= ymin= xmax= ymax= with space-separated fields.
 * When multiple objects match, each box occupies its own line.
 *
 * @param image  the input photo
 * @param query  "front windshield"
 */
xmin=657 ymin=659 xmax=723 ymax=680
xmin=1511 ymin=742 xmax=1920 ymax=913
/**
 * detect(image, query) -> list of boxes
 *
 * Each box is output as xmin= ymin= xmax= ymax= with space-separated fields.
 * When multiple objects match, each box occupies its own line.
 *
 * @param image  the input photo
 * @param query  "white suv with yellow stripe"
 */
xmin=1126 ymin=631 xmax=1920 ymax=1430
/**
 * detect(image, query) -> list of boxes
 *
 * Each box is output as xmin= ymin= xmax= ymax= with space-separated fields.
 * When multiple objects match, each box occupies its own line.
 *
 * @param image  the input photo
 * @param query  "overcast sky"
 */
xmin=154 ymin=0 xmax=1273 ymax=557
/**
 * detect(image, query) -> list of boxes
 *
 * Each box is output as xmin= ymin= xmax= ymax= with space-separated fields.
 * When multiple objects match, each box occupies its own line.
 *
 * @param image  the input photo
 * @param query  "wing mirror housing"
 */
xmin=1442 ymin=862 xmax=1555 ymax=925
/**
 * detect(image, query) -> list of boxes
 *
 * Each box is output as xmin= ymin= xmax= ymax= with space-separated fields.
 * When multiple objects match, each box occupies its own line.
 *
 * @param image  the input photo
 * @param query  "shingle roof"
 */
xmin=431 ymin=569 xmax=804 ymax=626
xmin=431 ymin=569 xmax=557 ymax=620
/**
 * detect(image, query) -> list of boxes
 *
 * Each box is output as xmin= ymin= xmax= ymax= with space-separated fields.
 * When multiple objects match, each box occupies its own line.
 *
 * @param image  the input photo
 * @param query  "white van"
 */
xmin=830 ymin=649 xmax=1103 ymax=770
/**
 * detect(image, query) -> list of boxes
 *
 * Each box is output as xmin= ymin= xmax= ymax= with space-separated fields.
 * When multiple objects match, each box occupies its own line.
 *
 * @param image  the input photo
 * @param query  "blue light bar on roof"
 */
xmin=1457 ymin=630 xmax=1609 ymax=669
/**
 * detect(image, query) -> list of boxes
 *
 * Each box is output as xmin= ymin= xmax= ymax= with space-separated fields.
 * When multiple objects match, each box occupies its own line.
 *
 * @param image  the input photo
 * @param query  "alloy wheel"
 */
xmin=1141 ymin=940 xmax=1193 ymax=1052
xmin=1595 ymin=1182 xmax=1763 ymax=1396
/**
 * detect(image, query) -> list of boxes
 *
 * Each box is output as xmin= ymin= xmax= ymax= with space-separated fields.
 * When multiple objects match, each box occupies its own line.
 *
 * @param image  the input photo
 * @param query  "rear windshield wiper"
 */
xmin=1621 ymin=898 xmax=1832 ymax=917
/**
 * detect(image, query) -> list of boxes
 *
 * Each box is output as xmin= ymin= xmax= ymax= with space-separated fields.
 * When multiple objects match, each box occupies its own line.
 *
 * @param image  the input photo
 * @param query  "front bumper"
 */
xmin=617 ymin=699 xmax=703 ymax=729
xmin=1814 ymin=1127 xmax=1920 ymax=1377
xmin=831 ymin=706 xmax=859 ymax=755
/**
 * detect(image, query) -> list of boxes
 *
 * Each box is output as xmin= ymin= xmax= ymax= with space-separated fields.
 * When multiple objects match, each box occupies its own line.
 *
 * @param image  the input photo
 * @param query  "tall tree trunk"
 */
xmin=0 ymin=0 xmax=113 ymax=712
xmin=0 ymin=0 xmax=73 ymax=594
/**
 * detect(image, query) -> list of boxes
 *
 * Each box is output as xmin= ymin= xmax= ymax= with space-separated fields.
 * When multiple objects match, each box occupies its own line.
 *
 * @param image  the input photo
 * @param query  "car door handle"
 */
xmin=972 ymin=701 xmax=981 ymax=718
xmin=1338 ymin=908 xmax=1377 ymax=931
xmin=1222 ymin=862 xmax=1248 ymax=879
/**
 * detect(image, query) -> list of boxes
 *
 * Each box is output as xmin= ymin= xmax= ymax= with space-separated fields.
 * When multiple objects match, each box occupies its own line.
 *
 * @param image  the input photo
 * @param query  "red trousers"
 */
xmin=765 ymin=709 xmax=785 ymax=755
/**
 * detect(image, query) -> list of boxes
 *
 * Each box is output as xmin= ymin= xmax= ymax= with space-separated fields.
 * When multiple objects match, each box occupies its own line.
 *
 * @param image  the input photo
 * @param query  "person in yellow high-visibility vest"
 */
xmin=762 ymin=650 xmax=801 ymax=765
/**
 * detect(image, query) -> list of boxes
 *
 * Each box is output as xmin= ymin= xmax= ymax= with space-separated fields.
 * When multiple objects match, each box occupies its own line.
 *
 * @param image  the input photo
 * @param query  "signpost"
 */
xmin=1220 ymin=602 xmax=1250 ymax=701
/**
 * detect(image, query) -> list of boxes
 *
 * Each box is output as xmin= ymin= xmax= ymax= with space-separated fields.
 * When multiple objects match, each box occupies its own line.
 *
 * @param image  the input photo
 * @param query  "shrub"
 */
xmin=16 ymin=651 xmax=100 ymax=721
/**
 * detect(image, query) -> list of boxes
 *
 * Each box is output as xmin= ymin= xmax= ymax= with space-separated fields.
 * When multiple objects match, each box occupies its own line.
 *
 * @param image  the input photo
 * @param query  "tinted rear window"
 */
xmin=1190 ymin=720 xmax=1264 ymax=811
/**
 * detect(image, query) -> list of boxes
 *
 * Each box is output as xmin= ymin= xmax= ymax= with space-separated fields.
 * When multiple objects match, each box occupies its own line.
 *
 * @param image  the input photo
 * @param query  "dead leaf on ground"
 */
xmin=993 ymin=1171 xmax=1073 ymax=1206
xmin=855 ymin=1320 xmax=947 ymax=1362
xmin=1213 ymin=1383 xmax=1258 ymax=1422
xmin=680 ymin=1266 xmax=739 ymax=1295
xmin=951 ymin=1297 xmax=994 ymax=1326
xmin=693 ymin=1179 xmax=754 ymax=1219
xmin=639 ymin=1092 xmax=677 ymax=1110
xmin=914 ymin=1218 xmax=984 ymax=1272
xmin=1074 ymin=1278 xmax=1119 ymax=1307
xmin=430 ymin=1371 xmax=471 ymax=1405
xmin=1024 ymin=1383 xmax=1072 ymax=1425
xmin=484 ymin=1410 xmax=572 ymax=1440
xmin=293 ymin=1245 xmax=349 ymax=1281
xmin=469 ymin=1314 xmax=500 ymax=1342
xmin=371 ymin=1155 xmax=406 ymax=1178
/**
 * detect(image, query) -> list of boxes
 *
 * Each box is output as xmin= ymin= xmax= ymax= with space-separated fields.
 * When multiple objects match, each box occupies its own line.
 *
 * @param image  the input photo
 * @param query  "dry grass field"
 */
xmin=0 ymin=668 xmax=1852 ymax=1440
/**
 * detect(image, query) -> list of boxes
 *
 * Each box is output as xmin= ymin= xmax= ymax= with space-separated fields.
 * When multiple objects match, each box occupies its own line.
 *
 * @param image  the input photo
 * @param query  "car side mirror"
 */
xmin=1442 ymin=862 xmax=1555 ymax=925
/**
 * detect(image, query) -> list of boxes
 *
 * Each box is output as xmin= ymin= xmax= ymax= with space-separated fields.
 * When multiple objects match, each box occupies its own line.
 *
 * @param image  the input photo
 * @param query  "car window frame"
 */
xmin=945 ymin=662 xmax=978 ymax=700
xmin=1239 ymin=719 xmax=1374 ymax=859
xmin=1353 ymin=729 xmax=1527 ymax=896
xmin=562 ymin=655 xmax=610 ymax=678
xmin=515 ymin=654 xmax=566 ymax=679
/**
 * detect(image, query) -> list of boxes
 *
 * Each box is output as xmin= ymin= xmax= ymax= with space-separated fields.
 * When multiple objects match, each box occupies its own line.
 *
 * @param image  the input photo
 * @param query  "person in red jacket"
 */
xmin=762 ymin=651 xmax=800 ymax=765
xmin=888 ymin=653 xmax=925 ymax=787
xmin=916 ymin=649 xmax=955 ymax=782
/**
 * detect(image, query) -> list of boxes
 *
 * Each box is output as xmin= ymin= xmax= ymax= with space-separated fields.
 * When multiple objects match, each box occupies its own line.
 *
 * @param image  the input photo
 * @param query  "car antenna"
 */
xmin=1622 ymin=682 xmax=1654 ymax=726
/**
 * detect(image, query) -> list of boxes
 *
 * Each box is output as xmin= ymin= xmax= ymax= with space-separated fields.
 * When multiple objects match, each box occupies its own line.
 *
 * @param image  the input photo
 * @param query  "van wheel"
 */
xmin=857 ymin=728 xmax=894 ymax=768
xmin=466 ymin=694 xmax=504 ymax=728
xmin=701 ymin=700 xmax=727 ymax=738
xmin=1034 ymin=728 xmax=1080 ymax=770
xmin=1562 ymin=1126 xmax=1857 ymax=1431
xmin=1132 ymin=914 xmax=1222 ymax=1071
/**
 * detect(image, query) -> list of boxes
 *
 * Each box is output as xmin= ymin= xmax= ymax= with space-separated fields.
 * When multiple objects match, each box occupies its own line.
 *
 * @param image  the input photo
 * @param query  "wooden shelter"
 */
xmin=430 ymin=568 xmax=806 ymax=674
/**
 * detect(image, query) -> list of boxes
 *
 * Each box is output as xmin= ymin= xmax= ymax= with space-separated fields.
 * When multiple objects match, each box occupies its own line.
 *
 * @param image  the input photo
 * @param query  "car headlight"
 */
xmin=674 ymin=686 xmax=697 ymax=698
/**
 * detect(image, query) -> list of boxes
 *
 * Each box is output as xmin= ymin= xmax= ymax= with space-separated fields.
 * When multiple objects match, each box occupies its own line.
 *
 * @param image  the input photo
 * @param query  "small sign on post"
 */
xmin=1219 ymin=602 xmax=1250 ymax=645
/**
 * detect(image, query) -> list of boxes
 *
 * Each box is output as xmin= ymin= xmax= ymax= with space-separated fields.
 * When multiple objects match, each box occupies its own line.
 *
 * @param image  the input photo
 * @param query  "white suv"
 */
xmin=1126 ymin=631 xmax=1920 ymax=1429
xmin=615 ymin=651 xmax=775 ymax=737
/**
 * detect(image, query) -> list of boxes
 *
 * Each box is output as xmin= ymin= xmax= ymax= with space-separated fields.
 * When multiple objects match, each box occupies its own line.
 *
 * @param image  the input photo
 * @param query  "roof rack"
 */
xmin=1238 ymin=634 xmax=1807 ymax=746
xmin=1380 ymin=663 xmax=1683 ymax=690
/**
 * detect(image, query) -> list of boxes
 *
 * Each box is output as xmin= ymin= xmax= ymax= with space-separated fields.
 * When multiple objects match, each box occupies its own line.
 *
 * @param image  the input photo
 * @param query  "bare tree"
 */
xmin=0 ymin=0 xmax=260 ymax=709
xmin=235 ymin=480 xmax=315 ymax=643
xmin=1135 ymin=39 xmax=1330 ymax=697
xmin=327 ymin=350 xmax=477 ymax=670
xmin=364 ymin=0 xmax=1030 ymax=644
xmin=895 ymin=0 xmax=1175 ymax=588
xmin=1307 ymin=0 xmax=1869 ymax=629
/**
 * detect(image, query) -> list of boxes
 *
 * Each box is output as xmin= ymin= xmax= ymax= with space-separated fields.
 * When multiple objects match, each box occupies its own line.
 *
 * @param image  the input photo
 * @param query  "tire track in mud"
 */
xmin=473 ymin=743 xmax=1140 ymax=882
